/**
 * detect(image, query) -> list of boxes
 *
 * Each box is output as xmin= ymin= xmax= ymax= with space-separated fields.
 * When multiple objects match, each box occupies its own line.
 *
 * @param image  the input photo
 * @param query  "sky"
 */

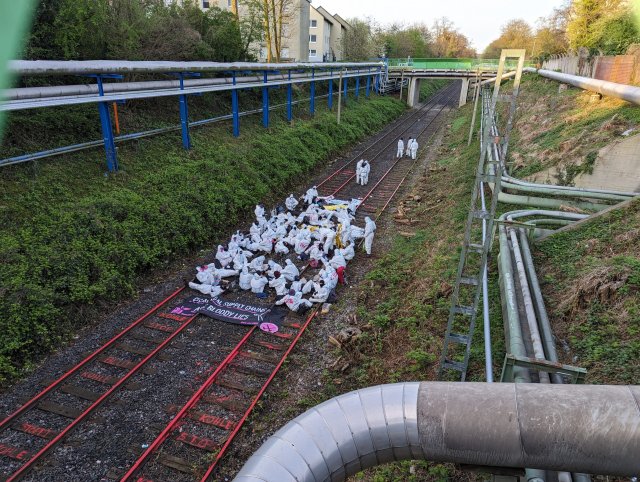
xmin=313 ymin=0 xmax=566 ymax=52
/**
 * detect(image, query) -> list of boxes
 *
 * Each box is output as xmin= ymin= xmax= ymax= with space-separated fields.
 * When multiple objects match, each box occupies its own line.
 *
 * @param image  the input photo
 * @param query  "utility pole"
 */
xmin=337 ymin=70 xmax=343 ymax=124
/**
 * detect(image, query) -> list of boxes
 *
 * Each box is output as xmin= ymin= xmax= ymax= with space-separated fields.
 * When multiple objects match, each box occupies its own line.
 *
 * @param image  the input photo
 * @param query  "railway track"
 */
xmin=0 ymin=83 xmax=459 ymax=482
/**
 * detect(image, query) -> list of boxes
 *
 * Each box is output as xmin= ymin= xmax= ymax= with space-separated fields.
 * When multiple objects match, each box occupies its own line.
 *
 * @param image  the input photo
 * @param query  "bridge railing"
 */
xmin=388 ymin=58 xmax=534 ymax=70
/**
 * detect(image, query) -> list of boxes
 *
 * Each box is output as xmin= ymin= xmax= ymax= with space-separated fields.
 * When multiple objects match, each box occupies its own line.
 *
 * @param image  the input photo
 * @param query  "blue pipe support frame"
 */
xmin=232 ymin=72 xmax=240 ymax=137
xmin=355 ymin=72 xmax=360 ymax=99
xmin=328 ymin=69 xmax=334 ymax=110
xmin=177 ymin=73 xmax=192 ymax=150
xmin=3 ymin=69 xmax=377 ymax=168
xmin=262 ymin=71 xmax=269 ymax=128
xmin=310 ymin=68 xmax=316 ymax=115
xmin=366 ymin=68 xmax=371 ymax=98
xmin=92 ymin=74 xmax=121 ymax=172
xmin=287 ymin=70 xmax=293 ymax=122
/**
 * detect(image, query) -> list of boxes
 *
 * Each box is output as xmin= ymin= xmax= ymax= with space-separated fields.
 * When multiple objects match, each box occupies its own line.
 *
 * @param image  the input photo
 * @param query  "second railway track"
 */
xmin=0 ymin=82 xmax=459 ymax=482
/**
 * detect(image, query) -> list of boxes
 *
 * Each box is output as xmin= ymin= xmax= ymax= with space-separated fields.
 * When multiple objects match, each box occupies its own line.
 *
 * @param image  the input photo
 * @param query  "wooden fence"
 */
xmin=542 ymin=52 xmax=640 ymax=85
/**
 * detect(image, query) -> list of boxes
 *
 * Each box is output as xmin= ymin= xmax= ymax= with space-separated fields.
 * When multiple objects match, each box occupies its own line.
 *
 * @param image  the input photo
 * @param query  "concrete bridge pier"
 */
xmin=407 ymin=77 xmax=421 ymax=107
xmin=459 ymin=78 xmax=469 ymax=107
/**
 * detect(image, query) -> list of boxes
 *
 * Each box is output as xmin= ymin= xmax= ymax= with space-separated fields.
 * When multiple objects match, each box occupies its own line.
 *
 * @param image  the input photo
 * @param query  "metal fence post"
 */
xmin=178 ymin=73 xmax=191 ymax=150
xmin=95 ymin=75 xmax=119 ymax=172
xmin=232 ymin=71 xmax=240 ymax=137
xmin=310 ymin=67 xmax=315 ymax=115
xmin=355 ymin=70 xmax=360 ymax=100
xmin=287 ymin=70 xmax=293 ymax=122
xmin=262 ymin=70 xmax=269 ymax=128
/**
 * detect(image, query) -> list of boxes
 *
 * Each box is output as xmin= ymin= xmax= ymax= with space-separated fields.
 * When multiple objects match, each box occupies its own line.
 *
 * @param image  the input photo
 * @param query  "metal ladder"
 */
xmin=438 ymin=50 xmax=526 ymax=381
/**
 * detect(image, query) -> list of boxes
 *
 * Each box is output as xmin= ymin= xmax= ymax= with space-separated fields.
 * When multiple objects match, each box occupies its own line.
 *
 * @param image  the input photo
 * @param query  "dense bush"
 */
xmin=0 ymin=96 xmax=405 ymax=382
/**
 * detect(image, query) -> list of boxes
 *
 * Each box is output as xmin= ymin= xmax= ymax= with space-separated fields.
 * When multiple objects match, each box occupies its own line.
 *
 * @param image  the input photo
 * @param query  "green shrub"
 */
xmin=0 ymin=96 xmax=406 ymax=383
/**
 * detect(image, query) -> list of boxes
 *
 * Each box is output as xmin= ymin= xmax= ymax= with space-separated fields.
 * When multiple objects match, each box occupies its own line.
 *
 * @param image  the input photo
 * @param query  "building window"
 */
xmin=310 ymin=19 xmax=317 ymax=28
xmin=309 ymin=34 xmax=317 ymax=43
xmin=203 ymin=0 xmax=210 ymax=7
xmin=227 ymin=0 xmax=231 ymax=6
xmin=309 ymin=49 xmax=317 ymax=56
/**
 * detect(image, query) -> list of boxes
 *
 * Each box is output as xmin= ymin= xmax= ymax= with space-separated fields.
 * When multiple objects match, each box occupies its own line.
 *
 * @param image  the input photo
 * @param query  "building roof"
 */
xmin=314 ymin=6 xmax=338 ymax=25
xmin=332 ymin=14 xmax=351 ymax=30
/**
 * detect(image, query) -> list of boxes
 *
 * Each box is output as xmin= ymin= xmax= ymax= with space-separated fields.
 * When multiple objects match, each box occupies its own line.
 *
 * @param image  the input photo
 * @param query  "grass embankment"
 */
xmin=0 ymin=94 xmax=405 ymax=383
xmin=534 ymin=200 xmax=640 ymax=384
xmin=419 ymin=80 xmax=449 ymax=102
xmin=509 ymin=75 xmax=640 ymax=183
xmin=294 ymin=100 xmax=492 ymax=481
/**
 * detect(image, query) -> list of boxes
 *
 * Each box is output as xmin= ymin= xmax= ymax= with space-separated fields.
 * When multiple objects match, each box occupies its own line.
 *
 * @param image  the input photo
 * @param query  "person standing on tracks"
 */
xmin=405 ymin=138 xmax=414 ymax=157
xmin=363 ymin=216 xmax=377 ymax=256
xmin=361 ymin=160 xmax=371 ymax=185
xmin=276 ymin=289 xmax=313 ymax=313
xmin=410 ymin=139 xmax=419 ymax=160
xmin=356 ymin=159 xmax=365 ymax=185
xmin=396 ymin=137 xmax=404 ymax=159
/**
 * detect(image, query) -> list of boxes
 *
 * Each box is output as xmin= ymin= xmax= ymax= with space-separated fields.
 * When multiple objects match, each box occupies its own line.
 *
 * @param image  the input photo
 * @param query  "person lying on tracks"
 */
xmin=275 ymin=289 xmax=313 ymax=313
xmin=285 ymin=194 xmax=298 ymax=212
xmin=188 ymin=280 xmax=225 ymax=297
xmin=274 ymin=239 xmax=290 ymax=255
xmin=319 ymin=260 xmax=339 ymax=290
xmin=397 ymin=137 xmax=405 ymax=158
xmin=319 ymin=227 xmax=336 ymax=254
xmin=308 ymin=242 xmax=324 ymax=268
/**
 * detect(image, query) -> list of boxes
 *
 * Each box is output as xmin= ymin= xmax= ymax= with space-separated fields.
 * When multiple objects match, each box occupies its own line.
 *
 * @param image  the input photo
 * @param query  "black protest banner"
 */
xmin=169 ymin=296 xmax=287 ymax=333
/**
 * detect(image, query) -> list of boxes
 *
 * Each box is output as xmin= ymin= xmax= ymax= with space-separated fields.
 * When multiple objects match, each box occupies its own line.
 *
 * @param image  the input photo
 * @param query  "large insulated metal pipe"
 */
xmin=526 ymin=67 xmax=640 ymax=106
xmin=7 ymin=60 xmax=383 ymax=76
xmin=234 ymin=382 xmax=640 ymax=481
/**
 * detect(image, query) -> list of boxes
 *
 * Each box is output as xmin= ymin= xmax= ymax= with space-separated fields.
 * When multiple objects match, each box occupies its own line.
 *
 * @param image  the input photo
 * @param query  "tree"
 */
xmin=243 ymin=0 xmax=294 ymax=62
xmin=381 ymin=23 xmax=432 ymax=58
xmin=533 ymin=3 xmax=570 ymax=60
xmin=566 ymin=0 xmax=627 ymax=51
xmin=343 ymin=17 xmax=382 ymax=61
xmin=431 ymin=18 xmax=476 ymax=58
xmin=483 ymin=19 xmax=533 ymax=58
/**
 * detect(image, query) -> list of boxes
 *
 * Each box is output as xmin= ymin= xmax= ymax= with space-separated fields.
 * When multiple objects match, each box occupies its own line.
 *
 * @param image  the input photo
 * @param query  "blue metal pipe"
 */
xmin=95 ymin=76 xmax=118 ymax=172
xmin=355 ymin=72 xmax=360 ymax=99
xmin=262 ymin=71 xmax=269 ymax=128
xmin=232 ymin=72 xmax=240 ymax=137
xmin=178 ymin=73 xmax=192 ymax=150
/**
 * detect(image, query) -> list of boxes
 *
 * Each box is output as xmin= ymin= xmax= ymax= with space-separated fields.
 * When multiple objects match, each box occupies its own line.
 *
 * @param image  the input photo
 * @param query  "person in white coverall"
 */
xmin=303 ymin=186 xmax=318 ymax=205
xmin=405 ymin=138 xmax=413 ymax=157
xmin=355 ymin=160 xmax=364 ymax=186
xmin=285 ymin=194 xmax=298 ymax=212
xmin=238 ymin=267 xmax=252 ymax=290
xmin=360 ymin=161 xmax=370 ymax=185
xmin=254 ymin=204 xmax=265 ymax=219
xmin=250 ymin=273 xmax=268 ymax=297
xmin=276 ymin=289 xmax=313 ymax=313
xmin=396 ymin=138 xmax=404 ymax=158
xmin=188 ymin=281 xmax=224 ymax=297
xmin=410 ymin=139 xmax=419 ymax=160
xmin=268 ymin=272 xmax=288 ymax=297
xmin=364 ymin=216 xmax=377 ymax=255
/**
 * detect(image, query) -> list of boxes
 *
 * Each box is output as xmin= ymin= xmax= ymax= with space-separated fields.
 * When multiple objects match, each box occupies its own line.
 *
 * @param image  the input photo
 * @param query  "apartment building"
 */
xmin=168 ymin=0 xmax=350 ymax=63
xmin=214 ymin=0 xmax=311 ymax=62
xmin=309 ymin=6 xmax=350 ymax=62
